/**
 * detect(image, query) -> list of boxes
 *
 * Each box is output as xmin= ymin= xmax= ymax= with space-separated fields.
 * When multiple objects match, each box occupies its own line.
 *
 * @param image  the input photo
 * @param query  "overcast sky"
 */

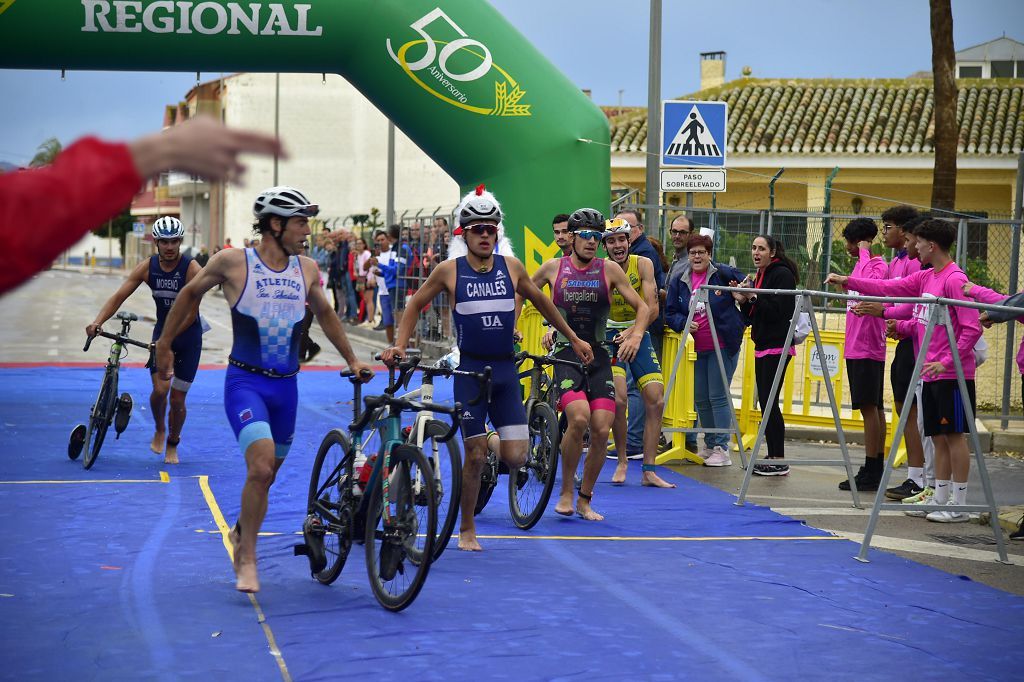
xmin=0 ymin=0 xmax=1019 ymax=165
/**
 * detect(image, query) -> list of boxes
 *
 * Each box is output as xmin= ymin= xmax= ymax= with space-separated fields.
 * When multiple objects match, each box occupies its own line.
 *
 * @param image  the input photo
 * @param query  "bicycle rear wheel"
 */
xmin=83 ymin=371 xmax=116 ymax=470
xmin=509 ymin=402 xmax=560 ymax=530
xmin=307 ymin=429 xmax=355 ymax=585
xmin=365 ymin=445 xmax=436 ymax=611
xmin=418 ymin=419 xmax=461 ymax=562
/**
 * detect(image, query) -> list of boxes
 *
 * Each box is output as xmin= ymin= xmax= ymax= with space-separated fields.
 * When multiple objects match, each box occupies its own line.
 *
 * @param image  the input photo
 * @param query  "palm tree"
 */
xmin=29 ymin=137 xmax=62 ymax=167
xmin=930 ymin=0 xmax=957 ymax=214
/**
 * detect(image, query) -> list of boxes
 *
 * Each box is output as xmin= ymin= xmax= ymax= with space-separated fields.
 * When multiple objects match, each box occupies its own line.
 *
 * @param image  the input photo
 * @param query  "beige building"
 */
xmin=156 ymin=72 xmax=458 ymax=248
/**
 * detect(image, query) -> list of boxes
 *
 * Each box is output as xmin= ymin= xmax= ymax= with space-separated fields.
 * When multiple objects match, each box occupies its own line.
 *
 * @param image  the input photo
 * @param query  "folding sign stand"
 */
xmin=661 ymin=286 xmax=748 ymax=467
xmin=857 ymin=302 xmax=1009 ymax=563
xmin=733 ymin=292 xmax=861 ymax=508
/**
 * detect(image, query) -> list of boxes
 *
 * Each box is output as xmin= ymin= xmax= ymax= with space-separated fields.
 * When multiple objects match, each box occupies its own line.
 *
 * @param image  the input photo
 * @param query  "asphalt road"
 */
xmin=4 ymin=266 xmax=1023 ymax=596
xmin=2 ymin=266 xmax=383 ymax=367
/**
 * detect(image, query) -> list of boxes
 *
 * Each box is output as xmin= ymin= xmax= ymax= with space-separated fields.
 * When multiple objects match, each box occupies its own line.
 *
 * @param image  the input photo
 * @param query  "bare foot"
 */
xmin=641 ymin=470 xmax=677 ymax=488
xmin=458 ymin=530 xmax=483 ymax=551
xmin=234 ymin=557 xmax=260 ymax=593
xmin=164 ymin=441 xmax=179 ymax=465
xmin=611 ymin=461 xmax=628 ymax=485
xmin=150 ymin=431 xmax=165 ymax=454
xmin=576 ymin=499 xmax=604 ymax=521
xmin=554 ymin=491 xmax=574 ymax=516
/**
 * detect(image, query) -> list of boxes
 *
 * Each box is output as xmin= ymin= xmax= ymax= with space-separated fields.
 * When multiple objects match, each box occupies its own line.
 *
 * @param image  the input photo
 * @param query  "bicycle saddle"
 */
xmin=115 ymin=311 xmax=139 ymax=321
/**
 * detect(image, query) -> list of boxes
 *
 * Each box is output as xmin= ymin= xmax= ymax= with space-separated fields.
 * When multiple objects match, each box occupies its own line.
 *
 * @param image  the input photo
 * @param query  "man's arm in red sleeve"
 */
xmin=0 ymin=137 xmax=142 ymax=295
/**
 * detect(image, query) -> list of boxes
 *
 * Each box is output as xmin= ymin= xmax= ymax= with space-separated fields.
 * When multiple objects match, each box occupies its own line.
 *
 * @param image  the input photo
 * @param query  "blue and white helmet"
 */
xmin=152 ymin=216 xmax=185 ymax=240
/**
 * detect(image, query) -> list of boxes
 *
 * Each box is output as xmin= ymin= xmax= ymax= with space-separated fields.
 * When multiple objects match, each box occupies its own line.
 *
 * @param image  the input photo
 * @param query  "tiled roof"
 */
xmin=608 ymin=79 xmax=1024 ymax=156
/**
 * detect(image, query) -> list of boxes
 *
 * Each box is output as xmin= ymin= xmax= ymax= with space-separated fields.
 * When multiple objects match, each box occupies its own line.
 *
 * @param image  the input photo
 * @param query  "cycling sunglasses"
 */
xmin=574 ymin=229 xmax=603 ymax=241
xmin=465 ymin=223 xmax=498 ymax=236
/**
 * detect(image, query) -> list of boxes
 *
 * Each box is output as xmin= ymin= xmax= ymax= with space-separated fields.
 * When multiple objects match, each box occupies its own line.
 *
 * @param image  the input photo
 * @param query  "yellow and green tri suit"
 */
xmin=606 ymin=254 xmax=663 ymax=389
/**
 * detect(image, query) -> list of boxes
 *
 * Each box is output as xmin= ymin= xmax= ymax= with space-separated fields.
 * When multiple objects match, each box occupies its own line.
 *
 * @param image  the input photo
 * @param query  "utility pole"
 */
xmin=386 ymin=121 xmax=396 ymax=226
xmin=273 ymin=72 xmax=280 ymax=185
xmin=645 ymin=0 xmax=662 ymax=227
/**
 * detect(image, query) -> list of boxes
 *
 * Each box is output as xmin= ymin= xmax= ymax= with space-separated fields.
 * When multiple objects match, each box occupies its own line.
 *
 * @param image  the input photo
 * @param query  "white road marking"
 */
xmin=47 ymin=336 xmax=58 ymax=342
xmin=824 ymin=528 xmax=1016 ymax=564
xmin=773 ymin=507 xmax=903 ymax=517
xmin=47 ymin=349 xmax=58 ymax=356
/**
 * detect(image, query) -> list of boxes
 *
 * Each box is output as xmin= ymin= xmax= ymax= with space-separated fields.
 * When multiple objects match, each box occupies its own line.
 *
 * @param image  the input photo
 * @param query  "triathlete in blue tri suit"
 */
xmin=87 ymin=216 xmax=203 ymax=465
xmin=156 ymin=186 xmax=374 ymax=593
xmin=382 ymin=186 xmax=593 ymax=552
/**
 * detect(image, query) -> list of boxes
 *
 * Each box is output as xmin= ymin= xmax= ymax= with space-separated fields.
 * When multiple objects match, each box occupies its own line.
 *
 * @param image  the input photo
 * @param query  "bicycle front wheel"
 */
xmin=83 ymin=371 xmax=116 ymax=470
xmin=308 ymin=429 xmax=355 ymax=585
xmin=418 ymin=419 xmax=461 ymax=562
xmin=365 ymin=445 xmax=436 ymax=612
xmin=509 ymin=402 xmax=560 ymax=530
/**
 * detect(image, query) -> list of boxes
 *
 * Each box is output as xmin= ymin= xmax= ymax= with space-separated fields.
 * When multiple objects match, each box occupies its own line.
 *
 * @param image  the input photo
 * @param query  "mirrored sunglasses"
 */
xmin=466 ymin=223 xmax=498 ymax=236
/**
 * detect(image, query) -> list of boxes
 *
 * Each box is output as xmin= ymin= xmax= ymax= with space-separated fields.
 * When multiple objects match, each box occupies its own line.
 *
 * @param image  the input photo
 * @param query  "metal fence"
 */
xmin=392 ymin=207 xmax=458 ymax=355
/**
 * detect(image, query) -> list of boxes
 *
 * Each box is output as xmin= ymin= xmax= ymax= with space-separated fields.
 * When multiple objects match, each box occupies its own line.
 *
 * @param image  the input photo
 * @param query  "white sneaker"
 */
xmin=904 ymin=496 xmax=939 ymax=518
xmin=926 ymin=499 xmax=970 ymax=523
xmin=703 ymin=446 xmax=732 ymax=467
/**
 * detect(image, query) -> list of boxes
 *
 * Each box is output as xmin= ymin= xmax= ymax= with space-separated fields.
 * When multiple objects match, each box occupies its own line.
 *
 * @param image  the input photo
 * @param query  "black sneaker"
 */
xmin=885 ymin=478 xmax=924 ymax=501
xmin=1011 ymin=516 xmax=1024 ymax=541
xmin=839 ymin=463 xmax=882 ymax=491
xmin=753 ymin=462 xmax=790 ymax=476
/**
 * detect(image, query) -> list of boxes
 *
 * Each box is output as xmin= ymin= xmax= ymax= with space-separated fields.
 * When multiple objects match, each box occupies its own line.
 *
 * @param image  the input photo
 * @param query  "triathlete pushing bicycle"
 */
xmin=531 ymin=208 xmax=651 ymax=520
xmin=382 ymin=186 xmax=593 ymax=551
xmin=156 ymin=186 xmax=373 ymax=593
xmin=87 ymin=217 xmax=202 ymax=464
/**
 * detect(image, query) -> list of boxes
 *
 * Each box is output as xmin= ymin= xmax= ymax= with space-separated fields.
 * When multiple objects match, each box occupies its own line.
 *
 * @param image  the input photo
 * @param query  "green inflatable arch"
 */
xmin=0 ymin=0 xmax=610 ymax=270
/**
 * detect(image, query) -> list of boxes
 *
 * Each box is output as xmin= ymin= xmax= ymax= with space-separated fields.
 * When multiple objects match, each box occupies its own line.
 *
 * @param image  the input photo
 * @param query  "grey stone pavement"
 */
xmin=3 ymin=267 xmax=1023 ymax=596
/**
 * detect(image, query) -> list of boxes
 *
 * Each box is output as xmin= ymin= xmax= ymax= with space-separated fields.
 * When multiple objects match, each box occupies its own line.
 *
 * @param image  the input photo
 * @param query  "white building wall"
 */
xmin=219 ymin=72 xmax=458 ymax=246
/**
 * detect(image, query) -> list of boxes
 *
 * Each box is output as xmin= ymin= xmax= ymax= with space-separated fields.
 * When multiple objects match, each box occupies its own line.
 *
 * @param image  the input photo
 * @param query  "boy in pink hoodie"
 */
xmin=837 ymin=218 xmax=889 ymax=492
xmin=827 ymin=219 xmax=981 ymax=523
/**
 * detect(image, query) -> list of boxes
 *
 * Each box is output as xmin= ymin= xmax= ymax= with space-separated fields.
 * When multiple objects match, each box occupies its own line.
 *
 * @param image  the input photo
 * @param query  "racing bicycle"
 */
xmin=297 ymin=363 xmax=460 ymax=611
xmin=69 ymin=311 xmax=152 ymax=469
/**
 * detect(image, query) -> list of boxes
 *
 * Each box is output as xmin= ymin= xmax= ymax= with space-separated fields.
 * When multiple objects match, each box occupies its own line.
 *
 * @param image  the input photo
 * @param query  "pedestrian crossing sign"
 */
xmin=661 ymin=100 xmax=728 ymax=168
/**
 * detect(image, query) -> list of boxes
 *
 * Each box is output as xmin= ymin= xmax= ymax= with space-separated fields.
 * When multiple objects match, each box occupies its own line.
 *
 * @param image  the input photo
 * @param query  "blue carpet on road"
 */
xmin=0 ymin=366 xmax=1021 ymax=680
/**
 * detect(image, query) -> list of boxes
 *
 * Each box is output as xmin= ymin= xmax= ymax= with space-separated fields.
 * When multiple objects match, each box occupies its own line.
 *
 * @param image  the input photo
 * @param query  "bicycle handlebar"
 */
xmin=83 ymin=330 xmax=153 ymax=354
xmin=515 ymin=349 xmax=590 ymax=394
xmin=350 ymin=393 xmax=463 ymax=442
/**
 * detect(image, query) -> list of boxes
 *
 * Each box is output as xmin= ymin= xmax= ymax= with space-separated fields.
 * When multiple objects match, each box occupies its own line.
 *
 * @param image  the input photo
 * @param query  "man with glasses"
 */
xmin=603 ymin=219 xmax=674 ymax=488
xmin=665 ymin=214 xmax=703 ymax=455
xmin=532 ymin=208 xmax=650 ymax=520
xmin=384 ymin=187 xmax=593 ymax=551
xmin=667 ymin=215 xmax=694 ymax=282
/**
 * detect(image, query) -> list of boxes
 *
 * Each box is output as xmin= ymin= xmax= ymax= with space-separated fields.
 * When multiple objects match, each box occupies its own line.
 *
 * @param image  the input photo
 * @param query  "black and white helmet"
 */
xmin=252 ymin=186 xmax=319 ymax=218
xmin=152 ymin=216 xmax=185 ymax=240
xmin=457 ymin=185 xmax=503 ymax=228
xmin=568 ymin=207 xmax=605 ymax=230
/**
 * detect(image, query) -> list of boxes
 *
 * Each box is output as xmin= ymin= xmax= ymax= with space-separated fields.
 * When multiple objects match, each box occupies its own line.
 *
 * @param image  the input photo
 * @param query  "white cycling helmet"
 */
xmin=253 ymin=186 xmax=319 ymax=218
xmin=152 ymin=216 xmax=185 ymax=240
xmin=454 ymin=184 xmax=503 ymax=234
